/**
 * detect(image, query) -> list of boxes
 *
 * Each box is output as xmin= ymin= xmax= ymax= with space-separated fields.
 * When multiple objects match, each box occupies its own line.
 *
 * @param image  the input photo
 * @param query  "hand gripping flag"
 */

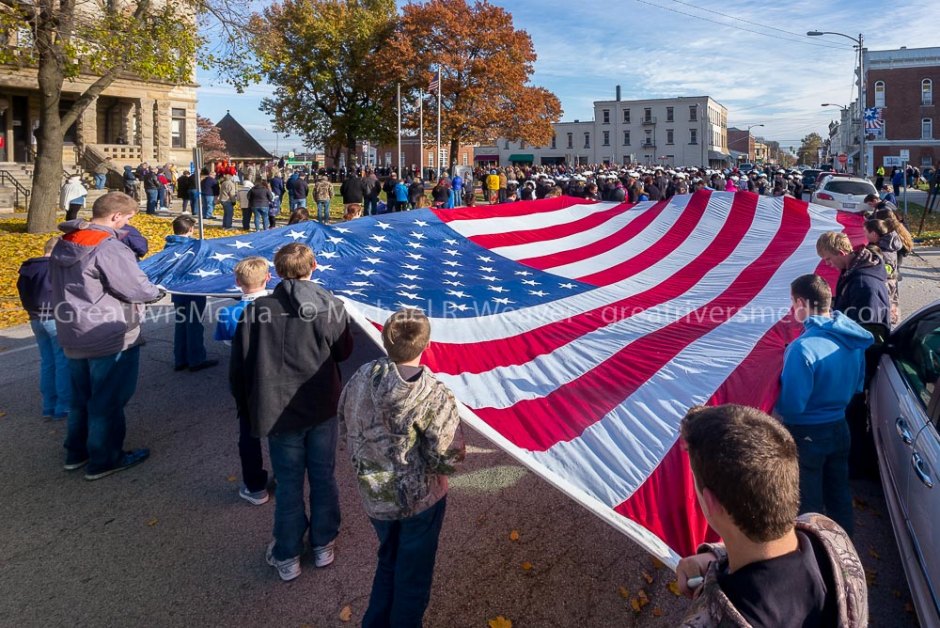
xmin=142 ymin=191 xmax=865 ymax=567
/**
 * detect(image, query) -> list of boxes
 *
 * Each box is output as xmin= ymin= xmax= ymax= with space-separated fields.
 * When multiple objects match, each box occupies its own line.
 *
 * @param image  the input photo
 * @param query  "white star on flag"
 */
xmin=488 ymin=285 xmax=507 ymax=293
xmin=398 ymin=283 xmax=420 ymax=290
xmin=228 ymin=240 xmax=253 ymax=249
xmin=173 ymin=251 xmax=196 ymax=259
xmin=409 ymin=232 xmax=427 ymax=240
xmin=559 ymin=283 xmax=577 ymax=289
xmin=333 ymin=227 xmax=351 ymax=233
xmin=492 ymin=297 xmax=514 ymax=305
xmin=446 ymin=290 xmax=469 ymax=298
xmin=407 ymin=242 xmax=423 ymax=249
xmin=444 ymin=239 xmax=458 ymax=246
xmin=363 ymin=257 xmax=382 ymax=265
xmin=442 ymin=260 xmax=460 ymax=267
xmin=356 ymin=269 xmax=377 ymax=276
xmin=398 ymin=291 xmax=421 ymax=300
xmin=375 ymin=222 xmax=392 ymax=230
xmin=316 ymin=264 xmax=333 ymax=271
xmin=327 ymin=236 xmax=344 ymax=244
xmin=209 ymin=252 xmax=235 ymax=261
xmin=479 ymin=266 xmax=495 ymax=273
xmin=442 ymin=280 xmax=463 ymax=286
xmin=370 ymin=234 xmax=388 ymax=242
xmin=481 ymin=275 xmax=499 ymax=282
xmin=521 ymin=279 xmax=540 ymax=286
xmin=413 ymin=220 xmax=428 ymax=227
xmin=190 ymin=268 xmax=221 ymax=278
xmin=514 ymin=270 xmax=532 ymax=276
xmin=318 ymin=251 xmax=338 ymax=259
xmin=286 ymin=230 xmax=306 ymax=241
xmin=529 ymin=290 xmax=548 ymax=297
xmin=443 ymin=250 xmax=460 ymax=256
xmin=405 ymin=252 xmax=424 ymax=260
xmin=403 ymin=264 xmax=421 ymax=271
xmin=452 ymin=304 xmax=470 ymax=312
xmin=442 ymin=271 xmax=461 ymax=277
xmin=477 ymin=255 xmax=494 ymax=262
xmin=365 ymin=246 xmax=384 ymax=253
xmin=348 ymin=281 xmax=372 ymax=287
xmin=402 ymin=273 xmax=420 ymax=280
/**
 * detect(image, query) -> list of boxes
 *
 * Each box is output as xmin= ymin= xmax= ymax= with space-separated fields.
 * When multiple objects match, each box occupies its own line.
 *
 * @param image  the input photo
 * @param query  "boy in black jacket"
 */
xmin=17 ymin=236 xmax=71 ymax=419
xmin=231 ymin=243 xmax=353 ymax=581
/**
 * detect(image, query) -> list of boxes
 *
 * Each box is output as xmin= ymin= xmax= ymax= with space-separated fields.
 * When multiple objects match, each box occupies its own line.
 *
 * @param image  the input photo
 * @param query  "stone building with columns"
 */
xmin=0 ymin=67 xmax=197 ymax=168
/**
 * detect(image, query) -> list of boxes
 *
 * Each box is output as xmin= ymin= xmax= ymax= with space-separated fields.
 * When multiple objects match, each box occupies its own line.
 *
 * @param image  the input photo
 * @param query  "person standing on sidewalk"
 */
xmin=774 ymin=274 xmax=872 ymax=535
xmin=231 ymin=243 xmax=353 ymax=581
xmin=339 ymin=309 xmax=465 ymax=628
xmin=314 ymin=175 xmax=333 ymax=222
xmin=218 ymin=173 xmax=238 ymax=229
xmin=49 ymin=192 xmax=165 ymax=480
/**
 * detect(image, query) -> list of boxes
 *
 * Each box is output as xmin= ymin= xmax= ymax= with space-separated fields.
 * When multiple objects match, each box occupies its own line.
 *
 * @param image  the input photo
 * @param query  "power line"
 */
xmin=664 ymin=0 xmax=854 ymax=48
xmin=630 ymin=0 xmax=853 ymax=51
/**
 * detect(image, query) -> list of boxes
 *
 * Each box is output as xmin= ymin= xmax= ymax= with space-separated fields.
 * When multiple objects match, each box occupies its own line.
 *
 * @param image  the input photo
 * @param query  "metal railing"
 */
xmin=0 ymin=171 xmax=30 ymax=210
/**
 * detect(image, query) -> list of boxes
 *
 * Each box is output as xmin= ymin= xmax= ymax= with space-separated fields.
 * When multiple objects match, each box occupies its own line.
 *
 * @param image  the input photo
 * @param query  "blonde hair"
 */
xmin=382 ymin=308 xmax=431 ymax=363
xmin=274 ymin=243 xmax=315 ymax=280
xmin=234 ymin=256 xmax=270 ymax=288
xmin=816 ymin=231 xmax=852 ymax=257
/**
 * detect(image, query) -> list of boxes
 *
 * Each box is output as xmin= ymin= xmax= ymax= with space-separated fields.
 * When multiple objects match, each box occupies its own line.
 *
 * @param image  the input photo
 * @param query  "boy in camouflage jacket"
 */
xmin=339 ymin=308 xmax=465 ymax=628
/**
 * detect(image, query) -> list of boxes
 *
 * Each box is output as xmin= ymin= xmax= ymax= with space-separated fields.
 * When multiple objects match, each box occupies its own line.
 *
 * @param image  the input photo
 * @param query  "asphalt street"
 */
xmin=0 ymin=247 xmax=937 ymax=627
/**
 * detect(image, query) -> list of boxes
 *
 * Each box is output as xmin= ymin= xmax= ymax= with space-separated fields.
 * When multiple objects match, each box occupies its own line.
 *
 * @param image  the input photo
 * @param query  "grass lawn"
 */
xmin=900 ymin=201 xmax=940 ymax=245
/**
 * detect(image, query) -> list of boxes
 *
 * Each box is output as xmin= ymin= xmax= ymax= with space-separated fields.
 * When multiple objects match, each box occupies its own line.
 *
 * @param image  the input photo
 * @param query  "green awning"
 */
xmin=508 ymin=154 xmax=534 ymax=162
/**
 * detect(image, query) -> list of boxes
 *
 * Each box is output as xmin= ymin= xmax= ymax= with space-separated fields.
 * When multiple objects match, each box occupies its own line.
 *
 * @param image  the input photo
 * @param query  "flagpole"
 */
xmin=419 ymin=90 xmax=424 ymax=179
xmin=436 ymin=66 xmax=442 ymax=180
xmin=396 ymin=82 xmax=402 ymax=178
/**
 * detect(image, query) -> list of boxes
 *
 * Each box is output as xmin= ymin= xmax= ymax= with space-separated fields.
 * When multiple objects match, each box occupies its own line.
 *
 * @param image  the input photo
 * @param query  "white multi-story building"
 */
xmin=494 ymin=88 xmax=730 ymax=169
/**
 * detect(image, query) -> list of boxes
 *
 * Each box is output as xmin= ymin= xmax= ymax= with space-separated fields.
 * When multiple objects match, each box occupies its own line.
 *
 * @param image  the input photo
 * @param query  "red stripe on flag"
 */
xmin=469 ymin=201 xmax=638 ymax=251
xmin=432 ymin=196 xmax=586 ymax=223
xmin=469 ymin=199 xmax=810 ymax=451
xmin=422 ymin=192 xmax=755 ymax=376
xmin=577 ymin=191 xmax=736 ymax=285
xmin=518 ymin=197 xmax=674 ymax=271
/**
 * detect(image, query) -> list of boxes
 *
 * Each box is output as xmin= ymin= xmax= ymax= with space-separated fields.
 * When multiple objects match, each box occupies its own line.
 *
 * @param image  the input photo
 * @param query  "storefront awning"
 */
xmin=708 ymin=150 xmax=732 ymax=162
xmin=474 ymin=154 xmax=499 ymax=161
xmin=508 ymin=154 xmax=534 ymax=162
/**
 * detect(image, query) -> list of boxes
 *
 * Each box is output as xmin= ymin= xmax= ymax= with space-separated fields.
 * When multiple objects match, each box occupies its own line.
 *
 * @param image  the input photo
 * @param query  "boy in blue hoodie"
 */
xmin=17 ymin=236 xmax=71 ymax=419
xmin=775 ymin=274 xmax=873 ymax=535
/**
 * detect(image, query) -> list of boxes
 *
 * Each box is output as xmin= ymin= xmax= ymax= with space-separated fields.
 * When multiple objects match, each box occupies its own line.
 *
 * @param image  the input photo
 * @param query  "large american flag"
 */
xmin=142 ymin=191 xmax=864 ymax=566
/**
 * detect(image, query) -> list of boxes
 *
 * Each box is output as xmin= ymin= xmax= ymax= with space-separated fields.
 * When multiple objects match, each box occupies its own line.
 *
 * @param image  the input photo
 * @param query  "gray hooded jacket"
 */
xmin=49 ymin=219 xmax=164 ymax=359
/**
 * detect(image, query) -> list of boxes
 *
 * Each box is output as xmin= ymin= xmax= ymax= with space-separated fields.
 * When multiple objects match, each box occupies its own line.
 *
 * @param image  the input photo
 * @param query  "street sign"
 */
xmin=838 ymin=154 xmax=848 ymax=164
xmin=884 ymin=156 xmax=902 ymax=167
xmin=899 ymin=149 xmax=910 ymax=160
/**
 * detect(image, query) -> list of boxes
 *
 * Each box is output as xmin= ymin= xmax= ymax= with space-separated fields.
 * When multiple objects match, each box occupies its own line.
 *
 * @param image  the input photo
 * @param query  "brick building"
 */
xmin=864 ymin=46 xmax=940 ymax=172
xmin=322 ymin=137 xmax=474 ymax=174
xmin=727 ymin=128 xmax=756 ymax=162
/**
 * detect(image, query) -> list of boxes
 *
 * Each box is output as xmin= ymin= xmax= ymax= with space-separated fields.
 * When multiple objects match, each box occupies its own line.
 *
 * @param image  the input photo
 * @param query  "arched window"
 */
xmin=923 ymin=79 xmax=933 ymax=106
xmin=874 ymin=81 xmax=885 ymax=107
xmin=923 ymin=118 xmax=933 ymax=140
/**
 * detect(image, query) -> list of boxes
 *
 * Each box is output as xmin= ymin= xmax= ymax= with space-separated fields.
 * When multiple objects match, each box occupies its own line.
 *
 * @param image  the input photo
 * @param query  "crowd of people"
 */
xmin=28 ymin=148 xmax=929 ymax=625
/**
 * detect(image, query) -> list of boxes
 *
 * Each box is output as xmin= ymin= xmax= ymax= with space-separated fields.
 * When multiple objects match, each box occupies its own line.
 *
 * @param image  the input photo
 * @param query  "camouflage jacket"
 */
xmin=679 ymin=513 xmax=868 ymax=627
xmin=339 ymin=358 xmax=466 ymax=520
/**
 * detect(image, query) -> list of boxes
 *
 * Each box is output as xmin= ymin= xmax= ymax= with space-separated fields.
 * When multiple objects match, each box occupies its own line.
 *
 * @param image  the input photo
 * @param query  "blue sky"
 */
xmin=196 ymin=0 xmax=938 ymax=153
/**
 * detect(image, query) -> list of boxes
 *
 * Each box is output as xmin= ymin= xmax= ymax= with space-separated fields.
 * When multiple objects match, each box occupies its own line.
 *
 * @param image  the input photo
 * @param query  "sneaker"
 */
xmin=84 ymin=448 xmax=150 ymax=481
xmin=63 ymin=457 xmax=89 ymax=471
xmin=239 ymin=485 xmax=270 ymax=506
xmin=313 ymin=540 xmax=335 ymax=568
xmin=266 ymin=540 xmax=301 ymax=581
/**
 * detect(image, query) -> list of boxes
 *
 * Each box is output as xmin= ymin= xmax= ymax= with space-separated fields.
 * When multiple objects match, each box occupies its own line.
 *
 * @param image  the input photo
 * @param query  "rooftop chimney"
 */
xmin=616 ymin=85 xmax=621 ymax=101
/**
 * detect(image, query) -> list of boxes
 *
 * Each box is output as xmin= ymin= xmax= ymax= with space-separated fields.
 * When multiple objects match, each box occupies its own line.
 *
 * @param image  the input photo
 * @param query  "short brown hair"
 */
xmin=790 ymin=273 xmax=831 ymax=312
xmin=681 ymin=404 xmax=799 ymax=543
xmin=274 ymin=243 xmax=315 ymax=279
xmin=91 ymin=192 xmax=138 ymax=219
xmin=172 ymin=214 xmax=196 ymax=235
xmin=816 ymin=231 xmax=852 ymax=257
xmin=382 ymin=308 xmax=431 ymax=363
xmin=234 ymin=256 xmax=269 ymax=288
xmin=864 ymin=218 xmax=889 ymax=237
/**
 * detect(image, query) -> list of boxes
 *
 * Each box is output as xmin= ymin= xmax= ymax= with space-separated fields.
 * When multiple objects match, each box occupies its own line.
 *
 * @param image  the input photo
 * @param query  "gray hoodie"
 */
xmin=49 ymin=219 xmax=164 ymax=359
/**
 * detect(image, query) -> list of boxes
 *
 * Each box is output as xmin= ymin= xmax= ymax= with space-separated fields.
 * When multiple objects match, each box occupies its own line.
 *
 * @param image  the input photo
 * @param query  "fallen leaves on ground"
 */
xmin=508 ymin=530 xmax=519 ymax=542
xmin=618 ymin=586 xmax=630 ymax=599
xmin=630 ymin=589 xmax=651 ymax=613
xmin=226 ymin=475 xmax=237 ymax=483
xmin=487 ymin=615 xmax=512 ymax=628
xmin=642 ymin=570 xmax=654 ymax=584
xmin=650 ymin=557 xmax=665 ymax=570
xmin=0 ymin=213 xmax=244 ymax=329
xmin=667 ymin=580 xmax=682 ymax=597
xmin=652 ymin=607 xmax=663 ymax=617
xmin=338 ymin=605 xmax=352 ymax=622
xmin=146 ymin=517 xmax=159 ymax=527
xmin=520 ymin=561 xmax=533 ymax=571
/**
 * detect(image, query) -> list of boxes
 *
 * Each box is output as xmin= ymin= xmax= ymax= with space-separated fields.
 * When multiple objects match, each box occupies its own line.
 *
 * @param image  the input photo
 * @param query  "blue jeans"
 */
xmin=202 ymin=194 xmax=215 ymax=218
xmin=363 ymin=197 xmax=377 ymax=216
xmin=786 ymin=420 xmax=853 ymax=536
xmin=316 ymin=200 xmax=330 ymax=222
xmin=268 ymin=417 xmax=341 ymax=560
xmin=157 ymin=185 xmax=166 ymax=208
xmin=252 ymin=208 xmax=267 ymax=231
xmin=30 ymin=319 xmax=71 ymax=416
xmin=65 ymin=345 xmax=141 ymax=473
xmin=145 ymin=188 xmax=159 ymax=214
xmin=187 ymin=190 xmax=199 ymax=214
xmin=291 ymin=198 xmax=307 ymax=210
xmin=221 ymin=201 xmax=235 ymax=228
xmin=94 ymin=174 xmax=107 ymax=190
xmin=363 ymin=497 xmax=447 ymax=628
xmin=172 ymin=295 xmax=207 ymax=368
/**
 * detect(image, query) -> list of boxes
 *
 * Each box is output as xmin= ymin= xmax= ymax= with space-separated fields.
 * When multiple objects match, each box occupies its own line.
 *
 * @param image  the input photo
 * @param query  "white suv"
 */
xmin=811 ymin=176 xmax=877 ymax=213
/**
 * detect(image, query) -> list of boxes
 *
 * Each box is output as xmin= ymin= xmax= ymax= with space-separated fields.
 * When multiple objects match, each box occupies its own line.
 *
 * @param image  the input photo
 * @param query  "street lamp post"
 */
xmin=808 ymin=30 xmax=865 ymax=177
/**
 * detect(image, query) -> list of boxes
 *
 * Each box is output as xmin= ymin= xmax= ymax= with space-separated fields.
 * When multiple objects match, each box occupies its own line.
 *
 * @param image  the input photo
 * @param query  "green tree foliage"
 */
xmin=0 ymin=0 xmax=204 ymax=232
xmin=798 ymin=132 xmax=824 ymax=167
xmin=241 ymin=0 xmax=399 ymax=168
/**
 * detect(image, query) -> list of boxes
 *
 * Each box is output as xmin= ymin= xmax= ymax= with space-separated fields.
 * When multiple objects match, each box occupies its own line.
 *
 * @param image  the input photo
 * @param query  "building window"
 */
xmin=623 ymin=109 xmax=631 ymax=124
xmin=623 ymin=130 xmax=631 ymax=146
xmin=643 ymin=107 xmax=652 ymax=122
xmin=462 ymin=153 xmax=468 ymax=166
xmin=666 ymin=129 xmax=674 ymax=145
xmin=923 ymin=118 xmax=933 ymax=140
xmin=923 ymin=79 xmax=933 ymax=106
xmin=602 ymin=109 xmax=610 ymax=124
xmin=171 ymin=108 xmax=186 ymax=148
xmin=520 ymin=140 xmax=526 ymax=149
xmin=602 ymin=130 xmax=610 ymax=146
xmin=584 ymin=132 xmax=590 ymax=149
xmin=644 ymin=130 xmax=652 ymax=146
xmin=690 ymin=128 xmax=698 ymax=144
xmin=666 ymin=106 xmax=674 ymax=122
xmin=874 ymin=81 xmax=885 ymax=107
xmin=567 ymin=132 xmax=573 ymax=149
xmin=504 ymin=140 xmax=510 ymax=149
xmin=689 ymin=105 xmax=697 ymax=121
xmin=428 ymin=152 xmax=434 ymax=168
xmin=551 ymin=134 xmax=556 ymax=149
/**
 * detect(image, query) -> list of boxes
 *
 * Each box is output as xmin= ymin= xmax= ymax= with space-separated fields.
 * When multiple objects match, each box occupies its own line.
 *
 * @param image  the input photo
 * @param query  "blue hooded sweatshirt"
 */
xmin=775 ymin=312 xmax=874 ymax=426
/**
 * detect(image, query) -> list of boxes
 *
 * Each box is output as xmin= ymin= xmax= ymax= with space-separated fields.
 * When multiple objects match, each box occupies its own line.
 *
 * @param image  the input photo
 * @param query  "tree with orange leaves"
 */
xmin=383 ymin=0 xmax=562 ymax=172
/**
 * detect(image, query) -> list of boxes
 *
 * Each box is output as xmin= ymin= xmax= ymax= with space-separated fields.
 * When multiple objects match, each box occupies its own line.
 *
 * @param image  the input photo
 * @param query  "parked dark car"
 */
xmin=801 ymin=169 xmax=822 ymax=193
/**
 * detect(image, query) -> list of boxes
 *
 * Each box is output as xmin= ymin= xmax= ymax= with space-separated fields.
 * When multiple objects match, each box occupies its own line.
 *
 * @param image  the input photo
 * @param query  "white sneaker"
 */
xmin=266 ymin=540 xmax=301 ymax=581
xmin=313 ymin=540 xmax=335 ymax=568
xmin=239 ymin=486 xmax=270 ymax=506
